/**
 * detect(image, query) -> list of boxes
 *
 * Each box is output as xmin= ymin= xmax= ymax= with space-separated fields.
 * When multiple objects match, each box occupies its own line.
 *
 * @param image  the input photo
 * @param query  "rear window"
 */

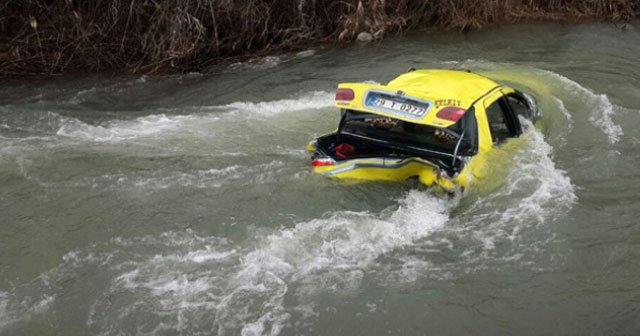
xmin=339 ymin=110 xmax=474 ymax=154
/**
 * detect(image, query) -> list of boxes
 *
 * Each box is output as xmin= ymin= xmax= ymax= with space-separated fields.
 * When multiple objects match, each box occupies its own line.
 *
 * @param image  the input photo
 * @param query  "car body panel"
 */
xmin=311 ymin=69 xmax=536 ymax=191
xmin=477 ymin=87 xmax=516 ymax=152
xmin=309 ymin=138 xmax=489 ymax=192
xmin=309 ymin=153 xmax=458 ymax=191
xmin=335 ymin=70 xmax=501 ymax=129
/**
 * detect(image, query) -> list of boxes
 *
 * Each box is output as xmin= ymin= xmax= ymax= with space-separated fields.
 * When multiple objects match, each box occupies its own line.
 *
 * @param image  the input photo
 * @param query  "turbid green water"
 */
xmin=1 ymin=23 xmax=640 ymax=335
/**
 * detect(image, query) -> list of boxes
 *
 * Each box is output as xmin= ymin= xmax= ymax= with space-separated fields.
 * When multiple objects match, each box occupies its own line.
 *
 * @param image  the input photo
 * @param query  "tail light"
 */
xmin=436 ymin=106 xmax=466 ymax=122
xmin=312 ymin=157 xmax=335 ymax=166
xmin=335 ymin=88 xmax=355 ymax=101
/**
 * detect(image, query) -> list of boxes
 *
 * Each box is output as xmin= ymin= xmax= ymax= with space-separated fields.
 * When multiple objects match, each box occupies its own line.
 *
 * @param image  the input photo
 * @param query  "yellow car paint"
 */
xmin=312 ymin=69 xmax=534 ymax=191
xmin=335 ymin=69 xmax=501 ymax=129
xmin=313 ymin=156 xmax=457 ymax=192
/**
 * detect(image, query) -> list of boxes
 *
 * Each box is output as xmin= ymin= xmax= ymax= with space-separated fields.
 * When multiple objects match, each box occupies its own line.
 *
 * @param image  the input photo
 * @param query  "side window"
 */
xmin=505 ymin=93 xmax=531 ymax=120
xmin=485 ymin=98 xmax=512 ymax=144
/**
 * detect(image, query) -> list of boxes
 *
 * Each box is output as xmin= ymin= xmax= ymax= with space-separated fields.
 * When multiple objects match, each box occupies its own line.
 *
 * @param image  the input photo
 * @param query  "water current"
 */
xmin=1 ymin=23 xmax=640 ymax=335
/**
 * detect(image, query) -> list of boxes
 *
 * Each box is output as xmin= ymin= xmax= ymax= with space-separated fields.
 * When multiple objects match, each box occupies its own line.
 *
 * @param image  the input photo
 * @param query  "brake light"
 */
xmin=335 ymin=88 xmax=355 ymax=101
xmin=312 ymin=157 xmax=335 ymax=166
xmin=436 ymin=106 xmax=466 ymax=122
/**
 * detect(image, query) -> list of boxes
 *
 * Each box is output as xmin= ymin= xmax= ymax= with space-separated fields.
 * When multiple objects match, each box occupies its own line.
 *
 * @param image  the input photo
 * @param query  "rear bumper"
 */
xmin=311 ymin=156 xmax=461 ymax=191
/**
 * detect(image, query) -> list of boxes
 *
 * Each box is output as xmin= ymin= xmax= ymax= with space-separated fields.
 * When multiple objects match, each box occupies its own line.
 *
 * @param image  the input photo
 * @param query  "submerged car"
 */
xmin=308 ymin=69 xmax=541 ymax=191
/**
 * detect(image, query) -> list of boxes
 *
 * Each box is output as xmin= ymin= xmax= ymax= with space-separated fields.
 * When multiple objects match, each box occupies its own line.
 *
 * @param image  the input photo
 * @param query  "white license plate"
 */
xmin=367 ymin=95 xmax=426 ymax=117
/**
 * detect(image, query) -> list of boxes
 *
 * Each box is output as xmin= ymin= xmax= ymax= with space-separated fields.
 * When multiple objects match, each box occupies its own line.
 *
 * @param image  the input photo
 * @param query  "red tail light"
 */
xmin=312 ymin=157 xmax=335 ymax=166
xmin=335 ymin=88 xmax=355 ymax=101
xmin=436 ymin=106 xmax=466 ymax=122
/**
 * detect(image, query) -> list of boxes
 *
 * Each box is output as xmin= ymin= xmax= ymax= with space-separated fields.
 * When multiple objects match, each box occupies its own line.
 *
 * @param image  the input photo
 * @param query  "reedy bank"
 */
xmin=1 ymin=0 xmax=638 ymax=76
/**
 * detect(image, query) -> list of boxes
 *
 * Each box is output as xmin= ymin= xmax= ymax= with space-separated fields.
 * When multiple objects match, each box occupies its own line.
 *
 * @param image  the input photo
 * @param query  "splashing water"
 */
xmin=49 ymin=91 xmax=334 ymax=142
xmin=0 ymin=118 xmax=577 ymax=334
xmin=4 ymin=25 xmax=640 ymax=335
xmin=541 ymin=70 xmax=623 ymax=144
xmin=0 ymin=69 xmax=580 ymax=334
xmin=451 ymin=60 xmax=624 ymax=145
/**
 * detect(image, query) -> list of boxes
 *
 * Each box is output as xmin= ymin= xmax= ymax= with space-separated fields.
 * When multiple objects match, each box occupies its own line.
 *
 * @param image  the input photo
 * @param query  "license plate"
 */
xmin=366 ymin=94 xmax=427 ymax=118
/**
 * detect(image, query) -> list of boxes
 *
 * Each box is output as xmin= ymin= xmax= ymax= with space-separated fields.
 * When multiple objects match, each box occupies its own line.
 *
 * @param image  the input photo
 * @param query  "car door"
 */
xmin=461 ymin=89 xmax=524 ymax=184
xmin=504 ymin=91 xmax=537 ymax=123
xmin=483 ymin=93 xmax=522 ymax=145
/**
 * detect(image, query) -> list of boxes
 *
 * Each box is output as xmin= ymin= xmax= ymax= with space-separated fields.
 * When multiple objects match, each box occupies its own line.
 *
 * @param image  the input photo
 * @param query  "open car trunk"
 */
xmin=314 ymin=109 xmax=478 ymax=175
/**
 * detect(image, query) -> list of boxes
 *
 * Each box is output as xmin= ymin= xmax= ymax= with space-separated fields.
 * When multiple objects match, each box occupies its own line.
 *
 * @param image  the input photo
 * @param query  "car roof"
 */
xmin=385 ymin=69 xmax=500 ymax=104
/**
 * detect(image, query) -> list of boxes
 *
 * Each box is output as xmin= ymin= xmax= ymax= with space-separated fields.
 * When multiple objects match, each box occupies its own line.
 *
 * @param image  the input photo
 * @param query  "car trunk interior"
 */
xmin=314 ymin=132 xmax=457 ymax=171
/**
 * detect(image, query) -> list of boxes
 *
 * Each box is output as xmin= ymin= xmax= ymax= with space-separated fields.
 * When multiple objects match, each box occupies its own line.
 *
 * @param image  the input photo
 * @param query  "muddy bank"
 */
xmin=1 ymin=0 xmax=639 ymax=76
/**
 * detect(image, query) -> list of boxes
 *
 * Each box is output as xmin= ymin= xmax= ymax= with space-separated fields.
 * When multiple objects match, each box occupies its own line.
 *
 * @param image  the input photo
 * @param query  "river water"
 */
xmin=1 ymin=23 xmax=639 ymax=335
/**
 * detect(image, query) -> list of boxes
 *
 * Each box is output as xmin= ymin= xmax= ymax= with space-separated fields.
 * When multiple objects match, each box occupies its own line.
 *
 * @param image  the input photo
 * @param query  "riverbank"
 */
xmin=2 ymin=0 xmax=639 ymax=77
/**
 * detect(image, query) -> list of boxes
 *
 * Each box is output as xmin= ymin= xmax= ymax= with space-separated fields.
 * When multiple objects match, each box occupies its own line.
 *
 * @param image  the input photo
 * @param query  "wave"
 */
xmin=0 ymin=291 xmax=55 ymax=331
xmin=102 ymin=192 xmax=448 ymax=335
xmin=211 ymin=91 xmax=333 ymax=117
xmin=0 ymin=292 xmax=9 ymax=329
xmin=1 ymin=122 xmax=576 ymax=334
xmin=12 ymin=158 xmax=294 ymax=192
xmin=226 ymin=51 xmax=317 ymax=72
xmin=53 ymin=91 xmax=333 ymax=142
xmin=67 ymin=160 xmax=288 ymax=191
xmin=447 ymin=59 xmax=624 ymax=144
xmin=429 ymin=122 xmax=574 ymax=271
xmin=56 ymin=113 xmax=187 ymax=141
xmin=494 ymin=120 xmax=576 ymax=223
xmin=0 ymin=62 xmax=583 ymax=335
xmin=552 ymin=96 xmax=574 ymax=129
xmin=227 ymin=56 xmax=284 ymax=71
xmin=540 ymin=70 xmax=623 ymax=144
xmin=0 ymin=190 xmax=452 ymax=335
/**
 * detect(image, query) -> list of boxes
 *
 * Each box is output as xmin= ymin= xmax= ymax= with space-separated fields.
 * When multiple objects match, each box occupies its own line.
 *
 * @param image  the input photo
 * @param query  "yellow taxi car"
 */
xmin=308 ymin=69 xmax=541 ymax=192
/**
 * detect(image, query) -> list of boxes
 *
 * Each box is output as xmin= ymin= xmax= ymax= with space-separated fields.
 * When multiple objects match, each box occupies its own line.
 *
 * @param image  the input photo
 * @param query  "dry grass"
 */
xmin=1 ymin=0 xmax=638 ymax=76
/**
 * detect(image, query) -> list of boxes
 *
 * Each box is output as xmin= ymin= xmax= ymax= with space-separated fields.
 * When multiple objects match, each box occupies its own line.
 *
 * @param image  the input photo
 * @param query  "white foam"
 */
xmin=75 ymin=160 xmax=286 ymax=191
xmin=219 ymin=91 xmax=333 ymax=117
xmin=0 ymin=292 xmax=10 ymax=329
xmin=445 ymin=60 xmax=623 ymax=144
xmin=125 ymin=164 xmax=247 ymax=189
xmin=145 ymin=275 xmax=211 ymax=296
xmin=31 ymin=295 xmax=56 ymax=313
xmin=501 ymin=121 xmax=576 ymax=222
xmin=588 ymin=94 xmax=623 ymax=144
xmin=241 ymin=311 xmax=290 ymax=336
xmin=183 ymin=249 xmax=237 ymax=263
xmin=213 ymin=190 xmax=451 ymax=333
xmin=69 ymin=87 xmax=98 ymax=104
xmin=73 ymin=190 xmax=452 ymax=335
xmin=263 ymin=190 xmax=448 ymax=279
xmin=456 ymin=60 xmax=623 ymax=144
xmin=390 ymin=256 xmax=433 ymax=284
xmin=454 ymin=121 xmax=576 ymax=265
xmin=2 ymin=190 xmax=453 ymax=336
xmin=13 ymin=160 xmax=575 ymax=335
xmin=295 ymin=50 xmax=315 ymax=58
xmin=0 ymin=292 xmax=56 ymax=331
xmin=552 ymin=96 xmax=574 ymax=129
xmin=55 ymin=91 xmax=333 ymax=142
xmin=544 ymin=71 xmax=623 ymax=144
xmin=228 ymin=56 xmax=283 ymax=71
xmin=56 ymin=113 xmax=186 ymax=141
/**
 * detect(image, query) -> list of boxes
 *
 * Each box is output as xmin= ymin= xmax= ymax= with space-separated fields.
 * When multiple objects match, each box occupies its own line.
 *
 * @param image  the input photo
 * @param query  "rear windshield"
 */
xmin=339 ymin=110 xmax=475 ymax=155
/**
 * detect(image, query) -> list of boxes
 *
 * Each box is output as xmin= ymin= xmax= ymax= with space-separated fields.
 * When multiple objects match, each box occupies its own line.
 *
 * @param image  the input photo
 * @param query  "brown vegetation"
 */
xmin=1 ymin=0 xmax=638 ymax=76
